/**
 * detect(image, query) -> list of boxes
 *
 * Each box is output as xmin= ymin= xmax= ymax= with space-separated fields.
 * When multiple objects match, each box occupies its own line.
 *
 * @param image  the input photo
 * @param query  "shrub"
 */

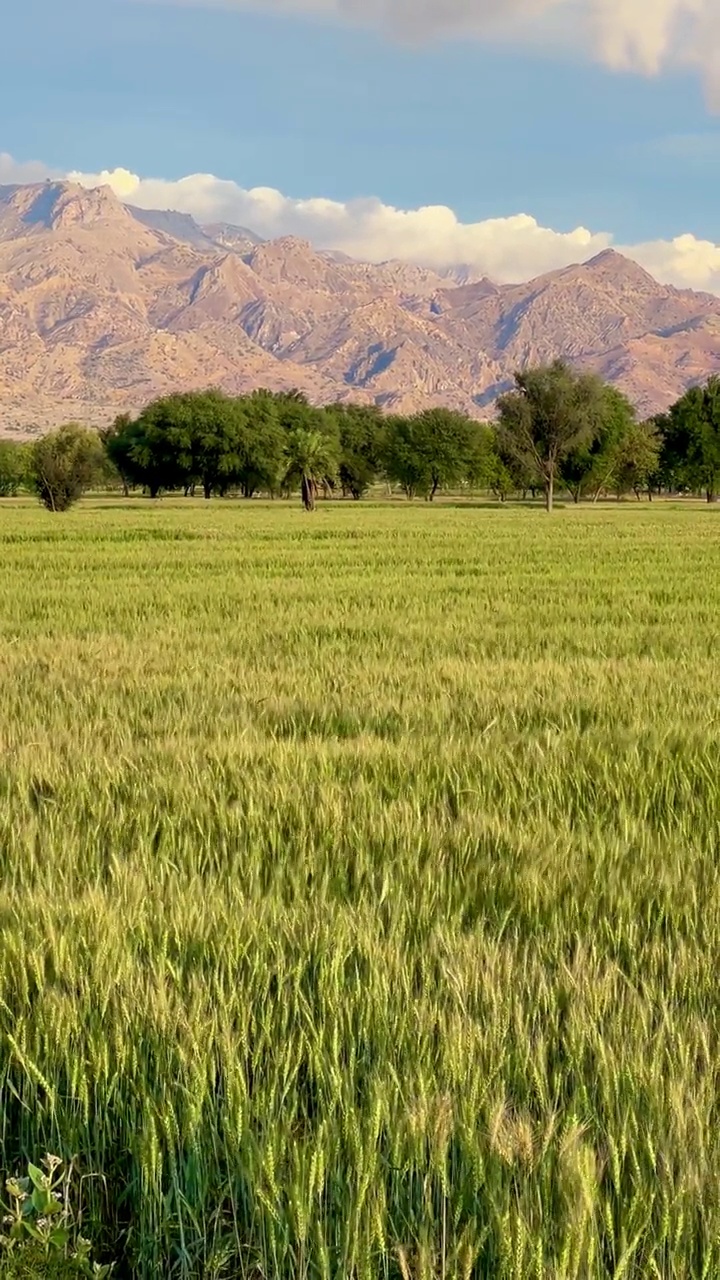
xmin=31 ymin=426 xmax=105 ymax=512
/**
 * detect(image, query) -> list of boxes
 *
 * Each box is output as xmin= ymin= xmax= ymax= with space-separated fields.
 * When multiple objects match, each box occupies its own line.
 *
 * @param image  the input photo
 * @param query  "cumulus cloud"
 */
xmin=165 ymin=0 xmax=720 ymax=102
xmin=67 ymin=162 xmax=720 ymax=294
xmin=64 ymin=164 xmax=611 ymax=280
xmin=629 ymin=232 xmax=720 ymax=291
xmin=3 ymin=151 xmax=720 ymax=295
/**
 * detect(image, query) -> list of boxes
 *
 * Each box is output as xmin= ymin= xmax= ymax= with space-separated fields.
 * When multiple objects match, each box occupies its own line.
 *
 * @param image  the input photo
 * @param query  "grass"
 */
xmin=1 ymin=496 xmax=720 ymax=1278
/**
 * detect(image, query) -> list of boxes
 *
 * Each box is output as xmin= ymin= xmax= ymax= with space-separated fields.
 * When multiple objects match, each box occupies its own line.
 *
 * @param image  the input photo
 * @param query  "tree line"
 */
xmin=2 ymin=364 xmax=720 ymax=512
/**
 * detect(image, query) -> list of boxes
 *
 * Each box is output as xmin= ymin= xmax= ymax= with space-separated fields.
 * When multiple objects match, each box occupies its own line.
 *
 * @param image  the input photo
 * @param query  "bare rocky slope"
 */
xmin=1 ymin=179 xmax=719 ymax=435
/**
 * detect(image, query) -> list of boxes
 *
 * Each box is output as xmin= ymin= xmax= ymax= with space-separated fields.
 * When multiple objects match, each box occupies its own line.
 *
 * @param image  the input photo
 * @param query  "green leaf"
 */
xmin=32 ymin=1185 xmax=52 ymax=1213
xmin=27 ymin=1163 xmax=47 ymax=1192
xmin=50 ymin=1225 xmax=70 ymax=1249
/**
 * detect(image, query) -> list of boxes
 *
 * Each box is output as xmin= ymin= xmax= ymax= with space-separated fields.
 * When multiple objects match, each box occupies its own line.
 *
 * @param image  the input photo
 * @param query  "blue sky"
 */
xmin=2 ymin=0 xmax=720 ymax=288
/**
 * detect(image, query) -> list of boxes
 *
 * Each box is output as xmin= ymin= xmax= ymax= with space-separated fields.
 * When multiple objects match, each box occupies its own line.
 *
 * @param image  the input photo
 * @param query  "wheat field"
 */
xmin=1 ymin=497 xmax=720 ymax=1278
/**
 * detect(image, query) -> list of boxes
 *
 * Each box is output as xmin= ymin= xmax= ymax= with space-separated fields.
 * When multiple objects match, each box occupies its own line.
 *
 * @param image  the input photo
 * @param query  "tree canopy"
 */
xmin=497 ymin=361 xmax=608 ymax=512
xmin=20 ymin=367 xmax=720 ymax=513
xmin=383 ymin=409 xmax=490 ymax=500
xmin=661 ymin=377 xmax=720 ymax=501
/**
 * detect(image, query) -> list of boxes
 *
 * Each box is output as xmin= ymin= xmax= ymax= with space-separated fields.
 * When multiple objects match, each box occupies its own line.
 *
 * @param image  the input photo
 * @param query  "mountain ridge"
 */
xmin=1 ymin=179 xmax=719 ymax=436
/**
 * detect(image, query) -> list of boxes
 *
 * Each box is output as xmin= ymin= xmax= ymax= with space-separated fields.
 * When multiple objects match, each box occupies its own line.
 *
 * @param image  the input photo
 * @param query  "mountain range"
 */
xmin=1 ymin=179 xmax=720 ymax=436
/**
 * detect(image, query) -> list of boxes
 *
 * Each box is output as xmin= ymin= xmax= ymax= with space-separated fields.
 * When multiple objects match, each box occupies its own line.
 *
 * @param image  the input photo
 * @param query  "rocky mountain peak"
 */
xmin=580 ymin=248 xmax=662 ymax=291
xmin=16 ymin=180 xmax=130 ymax=232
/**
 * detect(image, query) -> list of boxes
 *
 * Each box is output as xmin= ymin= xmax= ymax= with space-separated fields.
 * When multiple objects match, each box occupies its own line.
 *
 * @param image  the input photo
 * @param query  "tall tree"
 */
xmin=186 ymin=390 xmax=243 ymax=499
xmin=413 ymin=409 xmax=483 ymax=501
xmin=560 ymin=386 xmax=637 ymax=503
xmin=327 ymin=403 xmax=385 ymax=500
xmin=614 ymin=419 xmax=661 ymax=499
xmin=101 ymin=414 xmax=163 ymax=495
xmin=497 ymin=361 xmax=607 ymax=512
xmin=466 ymin=424 xmax=502 ymax=493
xmin=235 ymin=392 xmax=286 ymax=498
xmin=383 ymin=415 xmax=427 ymax=500
xmin=667 ymin=378 xmax=720 ymax=501
xmin=100 ymin=416 xmax=136 ymax=496
xmin=125 ymin=396 xmax=195 ymax=497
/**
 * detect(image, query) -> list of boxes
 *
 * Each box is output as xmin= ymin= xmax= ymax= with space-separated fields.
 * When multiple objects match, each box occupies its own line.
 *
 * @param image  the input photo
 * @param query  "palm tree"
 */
xmin=283 ymin=427 xmax=338 ymax=511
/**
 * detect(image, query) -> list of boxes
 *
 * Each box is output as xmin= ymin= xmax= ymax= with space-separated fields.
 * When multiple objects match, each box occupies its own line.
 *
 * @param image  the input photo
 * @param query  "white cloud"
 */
xmin=3 ymin=152 xmax=720 ymax=296
xmin=158 ymin=0 xmax=720 ymax=102
xmin=629 ymin=233 xmax=720 ymax=291
xmin=0 ymin=153 xmax=62 ymax=184
xmin=66 ymin=165 xmax=612 ymax=280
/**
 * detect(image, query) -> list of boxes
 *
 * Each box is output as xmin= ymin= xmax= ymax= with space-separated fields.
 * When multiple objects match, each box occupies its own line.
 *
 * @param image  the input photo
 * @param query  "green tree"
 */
xmin=283 ymin=426 xmax=339 ymax=511
xmin=653 ymin=412 xmax=684 ymax=494
xmin=186 ymin=390 xmax=244 ymax=499
xmin=119 ymin=397 xmax=193 ymax=497
xmin=667 ymin=378 xmax=720 ymax=501
xmin=0 ymin=441 xmax=30 ymax=496
xmin=236 ymin=392 xmax=289 ymax=498
xmin=466 ymin=423 xmax=501 ymax=493
xmin=31 ymin=425 xmax=105 ymax=512
xmin=383 ymin=415 xmax=427 ymax=499
xmin=614 ymin=419 xmax=662 ymax=499
xmin=106 ymin=392 xmax=239 ymax=499
xmin=497 ymin=360 xmax=607 ymax=512
xmin=257 ymin=388 xmax=315 ymax=434
xmin=560 ymin=386 xmax=637 ymax=503
xmin=488 ymin=453 xmax=515 ymax=502
xmin=384 ymin=409 xmax=482 ymax=500
xmin=493 ymin=441 xmax=543 ymax=500
xmin=100 ymin=415 xmax=142 ymax=495
xmin=413 ymin=408 xmax=484 ymax=500
xmin=328 ymin=403 xmax=385 ymax=500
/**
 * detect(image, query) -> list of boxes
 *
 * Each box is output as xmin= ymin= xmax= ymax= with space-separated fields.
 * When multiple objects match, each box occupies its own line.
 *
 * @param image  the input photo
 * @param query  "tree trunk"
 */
xmin=546 ymin=473 xmax=554 ymax=513
xmin=429 ymin=476 xmax=439 ymax=502
xmin=572 ymin=487 xmax=581 ymax=505
xmin=203 ymin=482 xmax=212 ymax=500
xmin=301 ymin=475 xmax=316 ymax=511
